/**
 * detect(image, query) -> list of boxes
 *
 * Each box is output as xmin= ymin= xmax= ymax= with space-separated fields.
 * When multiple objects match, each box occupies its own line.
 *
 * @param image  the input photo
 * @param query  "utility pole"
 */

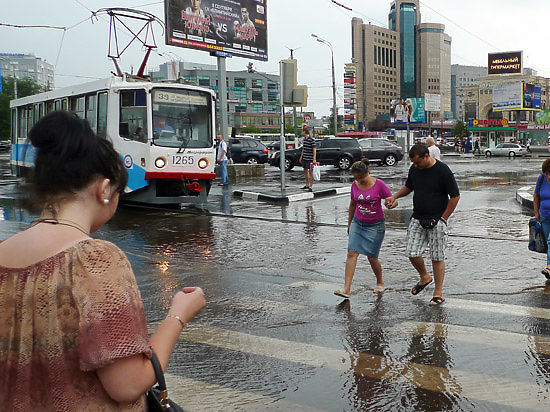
xmin=286 ymin=47 xmax=300 ymax=139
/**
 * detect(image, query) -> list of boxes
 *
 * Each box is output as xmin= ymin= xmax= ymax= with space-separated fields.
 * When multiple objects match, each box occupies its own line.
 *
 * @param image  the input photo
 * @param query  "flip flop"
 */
xmin=334 ymin=289 xmax=350 ymax=299
xmin=373 ymin=285 xmax=385 ymax=294
xmin=411 ymin=279 xmax=432 ymax=295
xmin=429 ymin=296 xmax=445 ymax=306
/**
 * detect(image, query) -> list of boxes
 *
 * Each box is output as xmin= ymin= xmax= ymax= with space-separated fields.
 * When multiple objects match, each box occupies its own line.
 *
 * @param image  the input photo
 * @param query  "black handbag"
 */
xmin=528 ymin=218 xmax=548 ymax=254
xmin=146 ymin=350 xmax=184 ymax=412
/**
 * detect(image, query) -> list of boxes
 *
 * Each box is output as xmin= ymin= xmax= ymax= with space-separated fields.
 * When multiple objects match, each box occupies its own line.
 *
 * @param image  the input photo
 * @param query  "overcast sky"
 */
xmin=2 ymin=0 xmax=549 ymax=117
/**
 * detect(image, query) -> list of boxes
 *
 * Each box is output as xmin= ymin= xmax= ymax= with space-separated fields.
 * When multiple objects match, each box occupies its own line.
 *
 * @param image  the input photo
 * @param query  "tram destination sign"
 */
xmin=488 ymin=51 xmax=523 ymax=75
xmin=164 ymin=0 xmax=268 ymax=61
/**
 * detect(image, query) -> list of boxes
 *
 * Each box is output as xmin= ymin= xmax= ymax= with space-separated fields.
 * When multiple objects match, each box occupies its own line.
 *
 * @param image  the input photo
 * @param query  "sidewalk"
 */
xmin=233 ymin=183 xmax=351 ymax=204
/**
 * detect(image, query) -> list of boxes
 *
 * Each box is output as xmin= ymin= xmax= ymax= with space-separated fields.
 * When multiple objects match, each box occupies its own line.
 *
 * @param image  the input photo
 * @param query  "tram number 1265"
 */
xmin=172 ymin=155 xmax=194 ymax=165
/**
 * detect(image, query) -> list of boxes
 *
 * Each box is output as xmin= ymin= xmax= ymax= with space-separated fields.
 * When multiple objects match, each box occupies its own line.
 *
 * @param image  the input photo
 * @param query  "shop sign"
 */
xmin=469 ymin=118 xmax=509 ymax=127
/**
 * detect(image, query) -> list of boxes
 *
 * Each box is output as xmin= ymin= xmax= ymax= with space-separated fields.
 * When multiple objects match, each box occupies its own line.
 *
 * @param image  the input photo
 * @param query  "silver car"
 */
xmin=484 ymin=143 xmax=526 ymax=158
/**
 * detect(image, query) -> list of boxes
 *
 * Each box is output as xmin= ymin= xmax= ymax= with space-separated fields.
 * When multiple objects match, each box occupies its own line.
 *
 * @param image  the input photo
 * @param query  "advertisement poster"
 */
xmin=493 ymin=82 xmax=522 ymax=111
xmin=488 ymin=51 xmax=522 ymax=75
xmin=535 ymin=110 xmax=550 ymax=125
xmin=522 ymin=83 xmax=541 ymax=110
xmin=390 ymin=98 xmax=425 ymax=124
xmin=165 ymin=0 xmax=268 ymax=61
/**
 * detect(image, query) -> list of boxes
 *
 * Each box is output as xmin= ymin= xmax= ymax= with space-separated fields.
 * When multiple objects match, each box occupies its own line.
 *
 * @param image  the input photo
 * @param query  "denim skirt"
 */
xmin=348 ymin=218 xmax=386 ymax=258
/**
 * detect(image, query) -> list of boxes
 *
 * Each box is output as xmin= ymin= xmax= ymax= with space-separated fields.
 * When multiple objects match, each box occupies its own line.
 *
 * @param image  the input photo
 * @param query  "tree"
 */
xmin=0 ymin=77 xmax=43 ymax=139
xmin=240 ymin=125 xmax=261 ymax=134
xmin=452 ymin=120 xmax=470 ymax=138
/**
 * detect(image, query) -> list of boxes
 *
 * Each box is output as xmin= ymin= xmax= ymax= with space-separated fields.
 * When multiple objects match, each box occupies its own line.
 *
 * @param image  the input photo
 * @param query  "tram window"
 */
xmin=62 ymin=99 xmax=68 ymax=111
xmin=120 ymin=89 xmax=148 ymax=142
xmin=54 ymin=100 xmax=61 ymax=111
xmin=72 ymin=97 xmax=85 ymax=119
xmin=86 ymin=94 xmax=97 ymax=132
xmin=27 ymin=107 xmax=34 ymax=131
xmin=97 ymin=92 xmax=108 ymax=138
xmin=46 ymin=101 xmax=54 ymax=114
xmin=18 ymin=107 xmax=27 ymax=138
xmin=11 ymin=109 xmax=16 ymax=140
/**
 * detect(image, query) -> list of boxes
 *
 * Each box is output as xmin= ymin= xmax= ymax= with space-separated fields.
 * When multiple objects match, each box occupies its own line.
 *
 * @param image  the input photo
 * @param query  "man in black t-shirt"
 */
xmin=385 ymin=144 xmax=460 ymax=306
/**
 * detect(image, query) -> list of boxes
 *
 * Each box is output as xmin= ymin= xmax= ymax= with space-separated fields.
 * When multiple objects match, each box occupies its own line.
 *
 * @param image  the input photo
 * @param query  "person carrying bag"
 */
xmin=533 ymin=159 xmax=550 ymax=279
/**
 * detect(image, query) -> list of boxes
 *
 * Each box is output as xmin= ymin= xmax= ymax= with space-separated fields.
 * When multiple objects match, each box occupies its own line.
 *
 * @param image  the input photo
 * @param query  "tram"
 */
xmin=9 ymin=76 xmax=217 ymax=205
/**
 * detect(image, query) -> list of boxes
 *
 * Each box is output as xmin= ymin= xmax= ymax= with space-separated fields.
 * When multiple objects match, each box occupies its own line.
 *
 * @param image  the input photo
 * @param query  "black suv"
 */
xmin=358 ymin=138 xmax=404 ymax=166
xmin=269 ymin=137 xmax=363 ymax=171
xmin=228 ymin=136 xmax=268 ymax=164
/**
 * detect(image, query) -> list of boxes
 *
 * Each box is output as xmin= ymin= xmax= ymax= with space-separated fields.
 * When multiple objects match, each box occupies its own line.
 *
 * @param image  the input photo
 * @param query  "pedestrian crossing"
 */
xmin=156 ymin=281 xmax=550 ymax=411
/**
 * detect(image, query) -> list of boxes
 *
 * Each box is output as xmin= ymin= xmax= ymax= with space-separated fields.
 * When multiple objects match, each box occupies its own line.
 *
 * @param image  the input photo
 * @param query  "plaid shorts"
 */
xmin=406 ymin=218 xmax=448 ymax=261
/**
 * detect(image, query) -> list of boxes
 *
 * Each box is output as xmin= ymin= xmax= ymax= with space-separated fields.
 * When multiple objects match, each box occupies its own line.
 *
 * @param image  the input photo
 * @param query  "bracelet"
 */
xmin=440 ymin=217 xmax=448 ymax=225
xmin=166 ymin=314 xmax=187 ymax=329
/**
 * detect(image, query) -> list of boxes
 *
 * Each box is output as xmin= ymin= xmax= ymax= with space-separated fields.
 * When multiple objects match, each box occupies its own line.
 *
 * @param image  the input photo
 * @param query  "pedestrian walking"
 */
xmin=299 ymin=127 xmax=316 ymax=192
xmin=527 ymin=138 xmax=531 ymax=153
xmin=385 ymin=144 xmax=460 ymax=306
xmin=426 ymin=137 xmax=441 ymax=160
xmin=334 ymin=159 xmax=394 ymax=299
xmin=217 ymin=133 xmax=229 ymax=186
xmin=473 ymin=138 xmax=481 ymax=154
xmin=533 ymin=158 xmax=550 ymax=279
xmin=0 ymin=111 xmax=206 ymax=410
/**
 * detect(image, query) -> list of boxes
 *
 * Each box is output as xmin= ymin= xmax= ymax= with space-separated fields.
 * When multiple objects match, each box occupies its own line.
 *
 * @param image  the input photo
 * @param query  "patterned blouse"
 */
xmin=0 ymin=239 xmax=151 ymax=411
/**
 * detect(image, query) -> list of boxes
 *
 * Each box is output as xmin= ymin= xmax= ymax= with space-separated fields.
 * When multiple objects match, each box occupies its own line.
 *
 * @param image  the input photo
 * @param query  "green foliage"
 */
xmin=240 ymin=125 xmax=261 ymax=134
xmin=452 ymin=120 xmax=470 ymax=138
xmin=0 ymin=76 xmax=43 ymax=138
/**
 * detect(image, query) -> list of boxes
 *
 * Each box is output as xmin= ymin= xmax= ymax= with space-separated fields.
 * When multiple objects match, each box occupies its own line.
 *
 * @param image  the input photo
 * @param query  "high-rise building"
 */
xmin=0 ymin=53 xmax=54 ymax=90
xmin=351 ymin=0 xmax=450 ymax=129
xmin=451 ymin=64 xmax=487 ymax=121
xmin=417 ymin=23 xmax=452 ymax=120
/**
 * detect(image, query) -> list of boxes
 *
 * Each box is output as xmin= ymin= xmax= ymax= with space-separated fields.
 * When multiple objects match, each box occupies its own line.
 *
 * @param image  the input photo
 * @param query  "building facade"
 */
xmin=0 ymin=53 xmax=54 ymax=90
xmin=351 ymin=1 xmax=450 ymax=129
xmin=416 ymin=23 xmax=451 ymax=120
xmin=451 ymin=65 xmax=487 ymax=121
xmin=150 ymin=61 xmax=280 ymax=130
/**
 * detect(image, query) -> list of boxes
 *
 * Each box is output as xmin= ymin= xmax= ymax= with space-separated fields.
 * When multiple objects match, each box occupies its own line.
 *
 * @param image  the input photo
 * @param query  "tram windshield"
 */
xmin=152 ymin=88 xmax=212 ymax=149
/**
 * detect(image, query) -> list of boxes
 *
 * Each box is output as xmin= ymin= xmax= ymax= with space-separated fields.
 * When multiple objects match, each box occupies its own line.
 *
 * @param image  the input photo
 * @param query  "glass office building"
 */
xmin=398 ymin=3 xmax=417 ymax=98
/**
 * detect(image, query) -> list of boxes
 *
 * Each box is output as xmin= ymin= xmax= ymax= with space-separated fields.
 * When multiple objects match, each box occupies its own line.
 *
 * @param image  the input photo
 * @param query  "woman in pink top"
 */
xmin=0 ymin=111 xmax=205 ymax=410
xmin=334 ymin=159 xmax=394 ymax=299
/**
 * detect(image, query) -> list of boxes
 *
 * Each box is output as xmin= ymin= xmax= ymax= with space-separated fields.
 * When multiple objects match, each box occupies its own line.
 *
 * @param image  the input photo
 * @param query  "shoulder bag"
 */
xmin=146 ymin=350 xmax=184 ymax=412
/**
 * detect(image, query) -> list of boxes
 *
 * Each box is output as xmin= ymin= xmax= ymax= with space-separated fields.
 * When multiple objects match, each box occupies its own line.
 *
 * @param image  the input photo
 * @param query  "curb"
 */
xmin=516 ymin=186 xmax=534 ymax=209
xmin=233 ymin=186 xmax=351 ymax=204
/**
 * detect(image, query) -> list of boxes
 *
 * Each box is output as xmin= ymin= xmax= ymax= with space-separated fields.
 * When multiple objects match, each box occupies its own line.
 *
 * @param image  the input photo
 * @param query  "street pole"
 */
xmin=287 ymin=48 xmax=299 ymax=139
xmin=279 ymin=60 xmax=286 ymax=191
xmin=312 ymin=34 xmax=337 ymax=136
xmin=217 ymin=57 xmax=228 ymax=141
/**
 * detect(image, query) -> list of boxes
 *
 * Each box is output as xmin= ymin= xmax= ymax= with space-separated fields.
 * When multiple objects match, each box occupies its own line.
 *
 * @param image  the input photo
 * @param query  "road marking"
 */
xmin=164 ymin=373 xmax=325 ymax=412
xmin=393 ymin=321 xmax=550 ymax=355
xmin=215 ymin=296 xmax=305 ymax=315
xmin=177 ymin=324 xmax=548 ymax=410
xmin=445 ymin=298 xmax=550 ymax=320
xmin=335 ymin=186 xmax=351 ymax=195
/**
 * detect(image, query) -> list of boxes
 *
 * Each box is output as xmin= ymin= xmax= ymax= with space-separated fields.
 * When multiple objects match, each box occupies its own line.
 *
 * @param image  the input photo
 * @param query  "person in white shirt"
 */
xmin=217 ymin=134 xmax=228 ymax=186
xmin=426 ymin=137 xmax=441 ymax=161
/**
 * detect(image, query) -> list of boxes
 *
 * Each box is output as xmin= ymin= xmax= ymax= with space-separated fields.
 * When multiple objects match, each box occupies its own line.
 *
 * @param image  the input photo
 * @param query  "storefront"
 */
xmin=467 ymin=119 xmax=517 ymax=148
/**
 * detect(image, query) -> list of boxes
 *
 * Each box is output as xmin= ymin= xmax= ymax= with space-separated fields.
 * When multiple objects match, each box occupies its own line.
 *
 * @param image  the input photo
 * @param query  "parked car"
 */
xmin=228 ymin=136 xmax=268 ymax=164
xmin=484 ymin=143 xmax=526 ymax=158
xmin=358 ymin=138 xmax=404 ymax=166
xmin=269 ymin=137 xmax=363 ymax=171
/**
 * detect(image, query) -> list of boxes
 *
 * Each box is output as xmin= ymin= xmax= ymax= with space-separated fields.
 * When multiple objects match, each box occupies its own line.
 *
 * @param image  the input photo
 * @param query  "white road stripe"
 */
xmin=393 ymin=321 xmax=550 ymax=355
xmin=178 ymin=324 xmax=548 ymax=410
xmin=165 ymin=373 xmax=325 ymax=412
xmin=445 ymin=298 xmax=550 ymax=320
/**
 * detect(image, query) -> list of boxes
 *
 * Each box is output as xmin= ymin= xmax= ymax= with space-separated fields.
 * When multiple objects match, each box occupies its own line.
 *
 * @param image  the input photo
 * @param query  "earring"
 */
xmin=103 ymin=199 xmax=110 ymax=204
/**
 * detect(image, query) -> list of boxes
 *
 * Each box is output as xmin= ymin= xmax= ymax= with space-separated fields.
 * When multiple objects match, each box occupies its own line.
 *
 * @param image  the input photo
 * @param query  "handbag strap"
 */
xmin=150 ymin=350 xmax=168 ymax=400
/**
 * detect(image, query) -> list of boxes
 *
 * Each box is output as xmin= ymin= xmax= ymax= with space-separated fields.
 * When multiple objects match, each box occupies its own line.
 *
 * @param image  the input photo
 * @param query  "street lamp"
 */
xmin=311 ymin=34 xmax=337 ymax=136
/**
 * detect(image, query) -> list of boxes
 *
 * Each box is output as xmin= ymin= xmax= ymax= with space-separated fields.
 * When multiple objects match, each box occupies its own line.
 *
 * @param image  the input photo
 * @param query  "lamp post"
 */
xmin=312 ymin=34 xmax=337 ymax=136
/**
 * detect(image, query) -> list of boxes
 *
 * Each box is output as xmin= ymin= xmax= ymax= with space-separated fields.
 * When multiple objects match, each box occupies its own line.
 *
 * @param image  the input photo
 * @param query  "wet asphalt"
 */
xmin=1 ymin=153 xmax=549 ymax=411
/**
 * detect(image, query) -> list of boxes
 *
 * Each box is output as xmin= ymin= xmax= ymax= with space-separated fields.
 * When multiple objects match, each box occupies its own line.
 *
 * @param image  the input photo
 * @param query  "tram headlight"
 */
xmin=155 ymin=157 xmax=167 ymax=169
xmin=198 ymin=158 xmax=209 ymax=169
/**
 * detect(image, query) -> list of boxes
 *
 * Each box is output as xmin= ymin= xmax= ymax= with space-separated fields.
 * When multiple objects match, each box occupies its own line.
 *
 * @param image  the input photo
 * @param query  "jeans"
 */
xmin=219 ymin=160 xmax=228 ymax=184
xmin=540 ymin=216 xmax=550 ymax=265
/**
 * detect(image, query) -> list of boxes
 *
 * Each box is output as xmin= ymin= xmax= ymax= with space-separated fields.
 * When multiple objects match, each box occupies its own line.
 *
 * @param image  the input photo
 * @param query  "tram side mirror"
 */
xmin=119 ymin=122 xmax=129 ymax=137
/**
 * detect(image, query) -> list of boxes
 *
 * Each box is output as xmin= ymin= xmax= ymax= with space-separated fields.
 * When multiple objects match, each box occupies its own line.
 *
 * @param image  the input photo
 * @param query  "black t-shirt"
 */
xmin=405 ymin=160 xmax=460 ymax=220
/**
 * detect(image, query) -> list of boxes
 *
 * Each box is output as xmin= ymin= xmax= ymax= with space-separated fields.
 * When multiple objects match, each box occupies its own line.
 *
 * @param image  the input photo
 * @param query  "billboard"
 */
xmin=390 ymin=98 xmax=425 ymax=124
xmin=164 ymin=0 xmax=268 ymax=61
xmin=424 ymin=93 xmax=441 ymax=112
xmin=488 ymin=51 xmax=522 ymax=75
xmin=535 ymin=110 xmax=550 ymax=125
xmin=493 ymin=82 xmax=541 ymax=111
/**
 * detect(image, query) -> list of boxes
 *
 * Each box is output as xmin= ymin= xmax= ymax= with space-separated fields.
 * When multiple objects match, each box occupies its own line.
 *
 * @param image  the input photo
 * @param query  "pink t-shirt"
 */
xmin=351 ymin=179 xmax=392 ymax=223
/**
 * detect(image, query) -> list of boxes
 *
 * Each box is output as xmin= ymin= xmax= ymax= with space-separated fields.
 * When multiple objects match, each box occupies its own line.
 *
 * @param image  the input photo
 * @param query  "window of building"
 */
xmin=234 ymin=78 xmax=246 ymax=88
xmin=251 ymin=90 xmax=263 ymax=101
xmin=267 ymin=104 xmax=280 ymax=112
xmin=252 ymin=103 xmax=263 ymax=113
xmin=268 ymin=81 xmax=278 ymax=90
xmin=268 ymin=92 xmax=279 ymax=102
xmin=234 ymin=89 xmax=247 ymax=100
xmin=198 ymin=76 xmax=210 ymax=87
xmin=252 ymin=79 xmax=262 ymax=88
xmin=235 ymin=103 xmax=247 ymax=113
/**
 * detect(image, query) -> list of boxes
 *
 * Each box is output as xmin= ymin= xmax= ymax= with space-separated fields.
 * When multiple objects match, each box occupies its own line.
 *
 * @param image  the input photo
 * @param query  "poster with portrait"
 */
xmin=164 ymin=0 xmax=268 ymax=61
xmin=389 ymin=97 xmax=425 ymax=124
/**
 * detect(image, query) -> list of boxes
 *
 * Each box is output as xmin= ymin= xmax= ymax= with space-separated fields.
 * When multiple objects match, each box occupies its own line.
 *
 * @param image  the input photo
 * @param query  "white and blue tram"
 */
xmin=9 ymin=76 xmax=217 ymax=205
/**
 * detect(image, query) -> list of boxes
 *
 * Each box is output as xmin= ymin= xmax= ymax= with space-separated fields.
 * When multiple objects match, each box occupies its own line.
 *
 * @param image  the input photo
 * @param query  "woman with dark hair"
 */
xmin=534 ymin=158 xmax=550 ymax=279
xmin=334 ymin=158 xmax=394 ymax=299
xmin=0 ymin=111 xmax=205 ymax=410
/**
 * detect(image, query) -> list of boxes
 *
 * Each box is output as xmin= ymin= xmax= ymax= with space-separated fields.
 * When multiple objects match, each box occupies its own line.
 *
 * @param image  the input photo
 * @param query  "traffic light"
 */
xmin=247 ymin=62 xmax=254 ymax=73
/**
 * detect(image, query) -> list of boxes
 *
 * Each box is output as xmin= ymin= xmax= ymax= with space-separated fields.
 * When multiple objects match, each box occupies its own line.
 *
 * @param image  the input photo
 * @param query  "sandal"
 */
xmin=373 ymin=285 xmax=385 ymax=294
xmin=429 ymin=297 xmax=445 ymax=306
xmin=411 ymin=279 xmax=432 ymax=295
xmin=542 ymin=268 xmax=550 ymax=280
xmin=334 ymin=289 xmax=350 ymax=299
